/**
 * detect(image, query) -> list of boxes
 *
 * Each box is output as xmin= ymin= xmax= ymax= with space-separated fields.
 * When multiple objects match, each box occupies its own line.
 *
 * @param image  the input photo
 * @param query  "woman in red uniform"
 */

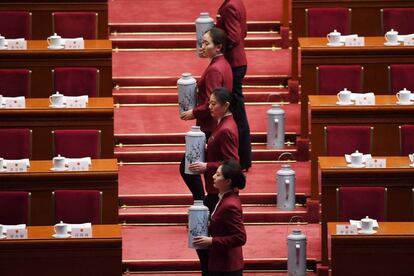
xmin=216 ymin=0 xmax=252 ymax=171
xmin=179 ymin=27 xmax=233 ymax=202
xmin=193 ymin=159 xmax=247 ymax=276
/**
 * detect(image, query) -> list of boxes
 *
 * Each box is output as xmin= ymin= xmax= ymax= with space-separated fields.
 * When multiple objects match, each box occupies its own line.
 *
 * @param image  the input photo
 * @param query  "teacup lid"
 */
xmin=52 ymin=91 xmax=63 ymax=97
xmin=330 ymin=29 xmax=341 ymax=35
xmin=361 ymin=216 xmax=373 ymax=221
xmin=399 ymin=88 xmax=411 ymax=93
xmin=49 ymin=33 xmax=61 ymax=39
xmin=387 ymin=29 xmax=398 ymax=35
xmin=55 ymin=220 xmax=66 ymax=226
xmin=0 ymin=34 xmax=4 ymax=39
xmin=351 ymin=150 xmax=362 ymax=156
xmin=53 ymin=154 xmax=65 ymax=160
xmin=340 ymin=88 xmax=351 ymax=94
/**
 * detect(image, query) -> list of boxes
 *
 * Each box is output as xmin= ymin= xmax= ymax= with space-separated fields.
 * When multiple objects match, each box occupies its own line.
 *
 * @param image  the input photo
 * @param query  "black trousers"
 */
xmin=231 ymin=65 xmax=252 ymax=170
xmin=209 ymin=270 xmax=243 ymax=276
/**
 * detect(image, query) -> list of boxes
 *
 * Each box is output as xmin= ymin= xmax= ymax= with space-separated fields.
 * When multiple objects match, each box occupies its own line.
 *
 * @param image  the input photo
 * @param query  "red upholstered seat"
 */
xmin=52 ymin=12 xmax=98 ymax=39
xmin=0 ymin=191 xmax=31 ymax=224
xmin=53 ymin=67 xmax=99 ymax=96
xmin=325 ymin=126 xmax=372 ymax=156
xmin=306 ymin=8 xmax=351 ymax=37
xmin=337 ymin=187 xmax=387 ymax=221
xmin=382 ymin=8 xmax=414 ymax=35
xmin=53 ymin=190 xmax=102 ymax=224
xmin=0 ymin=69 xmax=31 ymax=97
xmin=400 ymin=125 xmax=414 ymax=155
xmin=0 ymin=11 xmax=31 ymax=39
xmin=388 ymin=64 xmax=414 ymax=94
xmin=0 ymin=128 xmax=32 ymax=159
xmin=53 ymin=129 xmax=101 ymax=158
xmin=317 ymin=65 xmax=363 ymax=95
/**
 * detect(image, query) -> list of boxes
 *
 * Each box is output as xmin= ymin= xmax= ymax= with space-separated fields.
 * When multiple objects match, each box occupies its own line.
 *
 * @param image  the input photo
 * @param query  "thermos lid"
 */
xmin=186 ymin=126 xmax=206 ymax=137
xmin=292 ymin=229 xmax=302 ymax=235
xmin=281 ymin=164 xmax=291 ymax=169
xmin=200 ymin=12 xmax=210 ymax=16
xmin=181 ymin=72 xmax=192 ymax=78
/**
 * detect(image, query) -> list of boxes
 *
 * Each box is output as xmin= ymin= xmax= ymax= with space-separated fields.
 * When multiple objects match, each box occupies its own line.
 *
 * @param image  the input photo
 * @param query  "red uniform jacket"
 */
xmin=209 ymin=190 xmax=246 ymax=272
xmin=205 ymin=115 xmax=239 ymax=194
xmin=216 ymin=0 xmax=248 ymax=68
xmin=193 ymin=55 xmax=233 ymax=134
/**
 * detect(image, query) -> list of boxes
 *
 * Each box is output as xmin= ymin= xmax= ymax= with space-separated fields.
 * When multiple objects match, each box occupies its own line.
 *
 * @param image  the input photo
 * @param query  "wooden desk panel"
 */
xmin=309 ymin=95 xmax=414 ymax=198
xmin=0 ymin=40 xmax=112 ymax=97
xmin=0 ymin=159 xmax=118 ymax=225
xmin=0 ymin=224 xmax=122 ymax=276
xmin=291 ymin=0 xmax=413 ymax=79
xmin=0 ymin=1 xmax=108 ymax=39
xmin=328 ymin=222 xmax=414 ymax=276
xmin=0 ymin=98 xmax=114 ymax=160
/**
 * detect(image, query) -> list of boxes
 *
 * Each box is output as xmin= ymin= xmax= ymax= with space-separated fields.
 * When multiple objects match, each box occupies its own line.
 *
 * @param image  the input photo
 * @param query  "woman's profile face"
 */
xmin=209 ymin=94 xmax=228 ymax=120
xmin=200 ymin=32 xmax=221 ymax=58
xmin=213 ymin=165 xmax=230 ymax=190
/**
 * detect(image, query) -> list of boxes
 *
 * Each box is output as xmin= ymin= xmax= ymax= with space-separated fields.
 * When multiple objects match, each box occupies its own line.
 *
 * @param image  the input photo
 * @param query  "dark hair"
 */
xmin=206 ymin=27 xmax=228 ymax=53
xmin=221 ymin=159 xmax=246 ymax=190
xmin=212 ymin=87 xmax=233 ymax=109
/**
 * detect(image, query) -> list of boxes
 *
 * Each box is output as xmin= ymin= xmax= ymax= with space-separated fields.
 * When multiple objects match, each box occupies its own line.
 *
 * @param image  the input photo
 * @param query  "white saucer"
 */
xmin=48 ymin=45 xmax=64 ymax=50
xmin=52 ymin=233 xmax=71 ymax=238
xmin=0 ymin=46 xmax=7 ymax=50
xmin=384 ymin=42 xmax=400 ymax=46
xmin=0 ymin=168 xmax=7 ymax=172
xmin=358 ymin=229 xmax=377 ymax=235
xmin=50 ymin=167 xmax=68 ymax=172
xmin=336 ymin=101 xmax=353 ymax=106
xmin=410 ymin=163 xmax=414 ymax=168
xmin=396 ymin=101 xmax=414 ymax=105
xmin=0 ymin=234 xmax=6 ymax=239
xmin=347 ymin=163 xmax=365 ymax=168
xmin=49 ymin=103 xmax=66 ymax=108
xmin=327 ymin=42 xmax=344 ymax=47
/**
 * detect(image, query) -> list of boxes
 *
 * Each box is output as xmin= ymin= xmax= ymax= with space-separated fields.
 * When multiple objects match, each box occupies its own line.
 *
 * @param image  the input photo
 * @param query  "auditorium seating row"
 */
xmin=0 ymin=129 xmax=101 ymax=159
xmin=0 ymin=11 xmax=99 ymax=39
xmin=0 ymin=68 xmax=100 ymax=97
xmin=0 ymin=190 xmax=103 ymax=225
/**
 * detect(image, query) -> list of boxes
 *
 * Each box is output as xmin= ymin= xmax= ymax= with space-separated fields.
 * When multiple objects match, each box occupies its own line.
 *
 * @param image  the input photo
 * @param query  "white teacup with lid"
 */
xmin=0 ymin=34 xmax=5 ymax=48
xmin=361 ymin=216 xmax=374 ymax=232
xmin=350 ymin=150 xmax=363 ymax=166
xmin=396 ymin=88 xmax=412 ymax=104
xmin=47 ymin=33 xmax=62 ymax=48
xmin=385 ymin=29 xmax=398 ymax=45
xmin=337 ymin=88 xmax=352 ymax=104
xmin=52 ymin=154 xmax=66 ymax=171
xmin=409 ymin=154 xmax=414 ymax=167
xmin=54 ymin=221 xmax=68 ymax=237
xmin=327 ymin=29 xmax=341 ymax=45
xmin=49 ymin=91 xmax=65 ymax=107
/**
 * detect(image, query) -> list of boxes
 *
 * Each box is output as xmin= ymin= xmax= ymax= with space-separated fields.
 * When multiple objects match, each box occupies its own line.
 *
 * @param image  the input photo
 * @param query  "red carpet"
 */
xmin=118 ymin=161 xmax=311 ymax=206
xmin=122 ymin=224 xmax=320 ymax=271
xmin=124 ymin=273 xmax=317 ymax=276
xmin=113 ymin=49 xmax=291 ymax=86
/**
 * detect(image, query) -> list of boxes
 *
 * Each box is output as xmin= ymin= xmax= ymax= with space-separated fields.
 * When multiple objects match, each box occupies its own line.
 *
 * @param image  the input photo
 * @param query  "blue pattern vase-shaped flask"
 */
xmin=177 ymin=72 xmax=197 ymax=114
xmin=195 ymin=12 xmax=214 ymax=55
xmin=188 ymin=200 xmax=209 ymax=249
xmin=184 ymin=126 xmax=206 ymax=175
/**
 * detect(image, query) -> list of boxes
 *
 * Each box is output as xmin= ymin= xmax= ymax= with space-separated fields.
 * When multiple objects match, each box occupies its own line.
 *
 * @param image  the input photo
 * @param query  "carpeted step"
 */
xmin=111 ymin=31 xmax=282 ymax=49
xmin=119 ymin=205 xmax=309 ymax=224
xmin=114 ymin=103 xmax=301 ymax=144
xmin=113 ymin=49 xmax=291 ymax=87
xmin=118 ymin=161 xmax=311 ymax=206
xmin=122 ymin=224 xmax=320 ymax=272
xmin=109 ymin=0 xmax=284 ymax=33
xmin=113 ymin=86 xmax=289 ymax=104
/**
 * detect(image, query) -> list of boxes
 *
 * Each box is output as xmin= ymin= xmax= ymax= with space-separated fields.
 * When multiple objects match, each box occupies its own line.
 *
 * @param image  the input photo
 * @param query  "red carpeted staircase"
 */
xmin=110 ymin=0 xmax=320 ymax=274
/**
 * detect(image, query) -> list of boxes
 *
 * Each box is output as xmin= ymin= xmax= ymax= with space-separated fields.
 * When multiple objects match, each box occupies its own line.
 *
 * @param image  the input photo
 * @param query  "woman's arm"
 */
xmin=212 ymin=204 xmax=246 ymax=248
xmin=193 ymin=70 xmax=223 ymax=120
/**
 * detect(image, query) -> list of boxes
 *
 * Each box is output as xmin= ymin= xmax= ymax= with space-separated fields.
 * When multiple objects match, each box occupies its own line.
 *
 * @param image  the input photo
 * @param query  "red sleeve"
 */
xmin=207 ymin=128 xmax=239 ymax=172
xmin=221 ymin=6 xmax=242 ymax=48
xmin=212 ymin=204 xmax=246 ymax=248
xmin=193 ymin=70 xmax=223 ymax=120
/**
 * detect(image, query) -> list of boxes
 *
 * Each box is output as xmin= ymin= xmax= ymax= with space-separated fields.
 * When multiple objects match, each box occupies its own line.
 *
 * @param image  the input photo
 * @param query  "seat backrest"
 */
xmin=53 ymin=190 xmax=102 ymax=224
xmin=400 ymin=125 xmax=414 ymax=155
xmin=306 ymin=8 xmax=351 ymax=37
xmin=52 ymin=12 xmax=98 ymax=39
xmin=337 ymin=187 xmax=387 ymax=221
xmin=325 ymin=126 xmax=372 ymax=156
xmin=317 ymin=65 xmax=363 ymax=95
xmin=388 ymin=64 xmax=414 ymax=94
xmin=0 ymin=191 xmax=30 ymax=225
xmin=0 ymin=69 xmax=31 ymax=97
xmin=0 ymin=11 xmax=31 ymax=39
xmin=52 ymin=129 xmax=101 ymax=158
xmin=53 ymin=67 xmax=99 ymax=97
xmin=382 ymin=8 xmax=414 ymax=35
xmin=0 ymin=128 xmax=32 ymax=159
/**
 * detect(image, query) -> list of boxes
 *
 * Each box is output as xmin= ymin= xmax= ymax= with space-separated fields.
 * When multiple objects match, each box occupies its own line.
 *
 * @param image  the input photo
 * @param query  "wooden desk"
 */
xmin=291 ymin=0 xmax=413 ymax=78
xmin=309 ymin=95 xmax=414 ymax=198
xmin=0 ymin=98 xmax=114 ymax=160
xmin=0 ymin=159 xmax=118 ymax=225
xmin=328 ymin=222 xmax=414 ymax=276
xmin=0 ymin=40 xmax=112 ymax=97
xmin=0 ymin=1 xmax=108 ymax=40
xmin=299 ymin=37 xmax=414 ymax=134
xmin=0 ymin=224 xmax=122 ymax=276
xmin=321 ymin=157 xmax=414 ymax=264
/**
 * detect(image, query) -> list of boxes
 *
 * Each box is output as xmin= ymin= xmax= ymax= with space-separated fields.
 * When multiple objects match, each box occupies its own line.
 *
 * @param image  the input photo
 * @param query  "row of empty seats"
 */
xmin=306 ymin=7 xmax=414 ymax=36
xmin=0 ymin=68 xmax=100 ymax=97
xmin=0 ymin=129 xmax=101 ymax=159
xmin=0 ymin=190 xmax=102 ymax=225
xmin=0 ymin=11 xmax=98 ymax=39
xmin=315 ymin=64 xmax=414 ymax=94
